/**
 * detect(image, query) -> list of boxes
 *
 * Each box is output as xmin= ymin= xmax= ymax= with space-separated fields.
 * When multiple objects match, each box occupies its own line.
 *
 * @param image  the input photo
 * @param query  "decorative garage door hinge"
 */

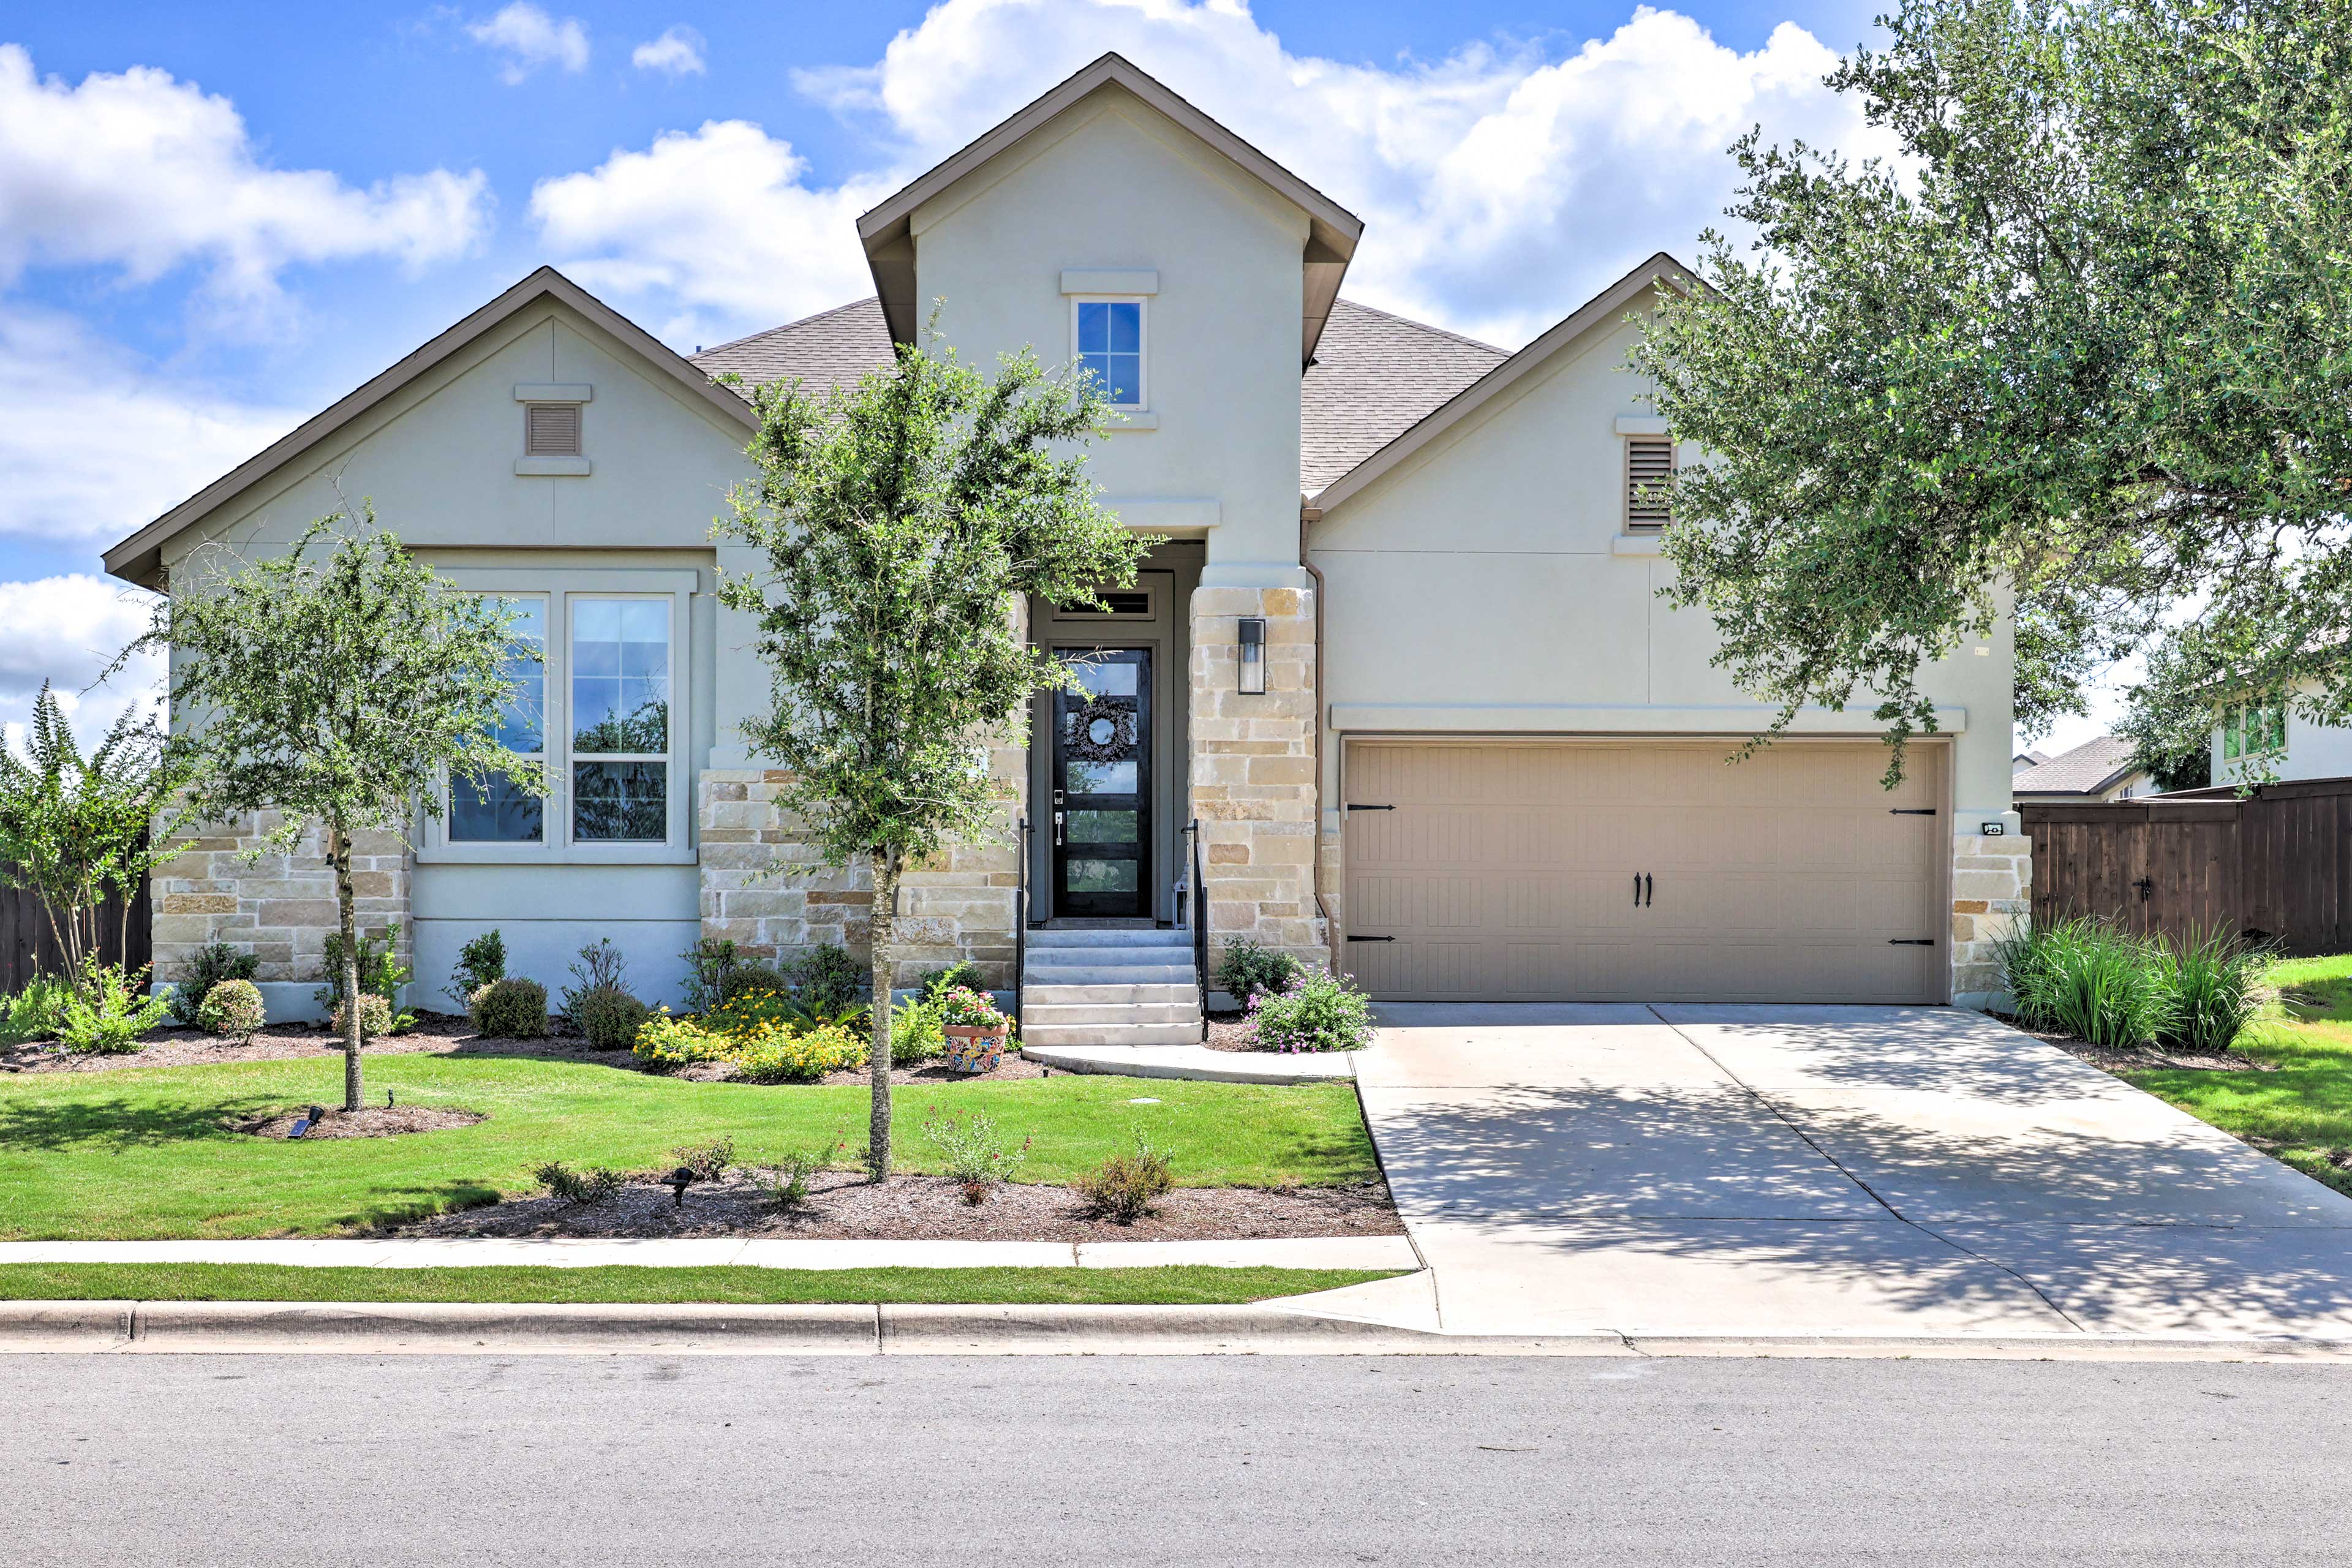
xmin=1345 ymin=803 xmax=1395 ymax=811
xmin=1889 ymin=808 xmax=1939 ymax=815
xmin=1887 ymin=938 xmax=1936 ymax=945
xmin=1346 ymin=934 xmax=1395 ymax=942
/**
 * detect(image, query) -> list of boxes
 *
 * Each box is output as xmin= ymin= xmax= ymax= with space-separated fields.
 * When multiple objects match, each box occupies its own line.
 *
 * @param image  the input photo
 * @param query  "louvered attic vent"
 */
xmin=525 ymin=402 xmax=582 ymax=457
xmin=1625 ymin=435 xmax=1675 ymax=532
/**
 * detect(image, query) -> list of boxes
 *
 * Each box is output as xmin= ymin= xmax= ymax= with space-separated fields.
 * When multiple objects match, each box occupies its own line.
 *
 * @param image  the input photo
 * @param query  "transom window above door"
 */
xmin=1074 ymin=299 xmax=1145 ymax=408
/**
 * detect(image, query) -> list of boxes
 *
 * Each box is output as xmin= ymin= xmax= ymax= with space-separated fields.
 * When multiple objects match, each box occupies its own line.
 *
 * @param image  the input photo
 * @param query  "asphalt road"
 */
xmin=6 ymin=1354 xmax=2347 ymax=1565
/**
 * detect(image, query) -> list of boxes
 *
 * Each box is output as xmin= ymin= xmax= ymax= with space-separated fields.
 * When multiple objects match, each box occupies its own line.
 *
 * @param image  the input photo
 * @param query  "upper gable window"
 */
xmin=1074 ymin=300 xmax=1146 ymax=409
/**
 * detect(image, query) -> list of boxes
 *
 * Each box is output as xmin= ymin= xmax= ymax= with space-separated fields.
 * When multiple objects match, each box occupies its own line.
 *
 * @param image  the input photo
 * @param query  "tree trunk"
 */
xmin=865 ymin=848 xmax=900 ymax=1182
xmin=330 ymin=824 xmax=363 ymax=1112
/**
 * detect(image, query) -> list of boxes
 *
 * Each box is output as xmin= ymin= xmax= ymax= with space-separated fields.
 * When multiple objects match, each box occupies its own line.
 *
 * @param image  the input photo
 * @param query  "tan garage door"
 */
xmin=1342 ymin=740 xmax=1947 ymax=1004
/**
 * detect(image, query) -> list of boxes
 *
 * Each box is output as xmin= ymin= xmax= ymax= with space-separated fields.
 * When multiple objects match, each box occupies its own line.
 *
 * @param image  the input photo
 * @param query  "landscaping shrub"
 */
xmin=716 ymin=960 xmax=793 ymax=1008
xmin=759 ymin=1137 xmax=846 ymax=1208
xmin=671 ymin=1137 xmax=736 ymax=1183
xmin=1249 ymin=968 xmax=1376 ymax=1052
xmin=469 ymin=976 xmax=549 ymax=1038
xmin=1217 ymin=938 xmax=1303 ymax=1005
xmin=679 ymin=936 xmax=743 ymax=1014
xmin=922 ymin=1106 xmax=1031 ymax=1202
xmin=1070 ymin=1133 xmax=1175 ymax=1224
xmin=788 ymin=943 xmax=866 ymax=1013
xmin=196 ymin=978 xmax=266 ymax=1044
xmin=448 ymin=929 xmax=507 ymax=1008
xmin=2151 ymin=927 xmax=2272 ymax=1054
xmin=570 ymin=982 xmax=651 ymax=1050
xmin=920 ymin=960 xmax=986 ymax=1001
xmin=631 ymin=1008 xmax=737 ymax=1072
xmin=732 ymin=1023 xmax=867 ymax=1084
xmin=0 ymin=974 xmax=73 ymax=1046
xmin=330 ymin=992 xmax=395 ymax=1042
xmin=533 ymin=1161 xmax=622 ymax=1207
xmin=314 ymin=922 xmax=415 ymax=1033
xmin=165 ymin=941 xmax=259 ymax=1028
xmin=56 ymin=959 xmax=170 ymax=1055
xmin=1996 ymin=917 xmax=2168 ymax=1049
xmin=891 ymin=995 xmax=945 ymax=1066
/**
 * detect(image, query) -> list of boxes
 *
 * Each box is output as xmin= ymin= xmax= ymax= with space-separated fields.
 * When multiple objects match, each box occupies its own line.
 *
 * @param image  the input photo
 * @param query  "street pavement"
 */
xmin=5 ymin=1352 xmax=2346 ymax=1564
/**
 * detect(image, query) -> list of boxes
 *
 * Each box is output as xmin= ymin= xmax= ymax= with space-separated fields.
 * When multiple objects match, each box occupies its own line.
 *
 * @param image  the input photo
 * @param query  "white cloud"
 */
xmin=0 ymin=574 xmax=165 ymax=758
xmin=0 ymin=44 xmax=491 ymax=316
xmin=466 ymin=3 xmax=591 ymax=83
xmin=632 ymin=26 xmax=707 ymax=78
xmin=0 ymin=305 xmax=300 ymax=544
xmin=538 ymin=0 xmax=1891 ymax=349
xmin=530 ymin=121 xmax=889 ymax=342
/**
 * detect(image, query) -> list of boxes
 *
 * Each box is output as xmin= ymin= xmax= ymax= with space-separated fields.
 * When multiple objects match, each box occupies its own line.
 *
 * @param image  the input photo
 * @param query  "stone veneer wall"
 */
xmin=1950 ymin=830 xmax=2031 ymax=1006
xmin=151 ymin=812 xmax=412 ymax=1017
xmin=1189 ymin=581 xmax=1327 ymax=965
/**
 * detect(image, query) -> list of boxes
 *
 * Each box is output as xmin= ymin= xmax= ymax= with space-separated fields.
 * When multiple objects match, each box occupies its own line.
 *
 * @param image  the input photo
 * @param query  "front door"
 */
xmin=1052 ymin=647 xmax=1152 ymax=918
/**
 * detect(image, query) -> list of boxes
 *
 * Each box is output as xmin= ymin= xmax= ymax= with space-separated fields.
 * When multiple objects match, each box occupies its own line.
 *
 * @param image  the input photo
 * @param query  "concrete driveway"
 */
xmin=1303 ymin=1005 xmax=2352 ymax=1341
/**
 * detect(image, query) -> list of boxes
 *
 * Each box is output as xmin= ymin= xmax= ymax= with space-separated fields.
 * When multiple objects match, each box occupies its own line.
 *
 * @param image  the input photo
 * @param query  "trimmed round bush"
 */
xmin=571 ymin=982 xmax=650 ymax=1050
xmin=469 ymin=976 xmax=550 ymax=1038
xmin=196 ymin=978 xmax=266 ymax=1044
xmin=329 ymin=991 xmax=394 ymax=1042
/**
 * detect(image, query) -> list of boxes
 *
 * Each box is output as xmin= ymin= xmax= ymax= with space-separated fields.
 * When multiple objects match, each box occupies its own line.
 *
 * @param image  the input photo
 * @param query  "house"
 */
xmin=2013 ymin=749 xmax=2050 ymax=775
xmin=2205 ymin=690 xmax=2352 ymax=786
xmin=2010 ymin=736 xmax=2156 ymax=803
xmin=104 ymin=53 xmax=2023 ymax=1025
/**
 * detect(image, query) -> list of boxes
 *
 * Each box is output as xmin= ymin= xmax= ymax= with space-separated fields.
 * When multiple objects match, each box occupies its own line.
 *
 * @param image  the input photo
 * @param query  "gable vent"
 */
xmin=1625 ymin=435 xmax=1675 ymax=532
xmin=525 ymin=402 xmax=582 ymax=457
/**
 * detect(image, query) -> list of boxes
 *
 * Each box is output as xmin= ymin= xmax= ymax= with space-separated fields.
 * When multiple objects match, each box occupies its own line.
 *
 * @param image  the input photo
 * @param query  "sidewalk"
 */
xmin=0 ymin=1235 xmax=1420 ymax=1273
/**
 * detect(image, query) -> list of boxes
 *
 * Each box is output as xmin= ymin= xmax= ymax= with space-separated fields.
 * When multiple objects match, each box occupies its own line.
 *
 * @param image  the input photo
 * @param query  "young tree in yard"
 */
xmin=0 ymin=682 xmax=191 ymax=976
xmin=1629 ymin=0 xmax=2352 ymax=777
xmin=127 ymin=511 xmax=538 ymax=1109
xmin=717 ymin=325 xmax=1151 ymax=1178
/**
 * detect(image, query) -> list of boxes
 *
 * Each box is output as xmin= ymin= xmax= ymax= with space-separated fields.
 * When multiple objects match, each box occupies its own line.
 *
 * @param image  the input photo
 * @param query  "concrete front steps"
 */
xmin=1019 ymin=927 xmax=1204 ymax=1047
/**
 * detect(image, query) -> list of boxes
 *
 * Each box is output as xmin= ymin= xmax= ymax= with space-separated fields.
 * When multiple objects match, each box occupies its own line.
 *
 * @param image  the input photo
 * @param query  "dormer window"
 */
xmin=1074 ymin=299 xmax=1145 ymax=409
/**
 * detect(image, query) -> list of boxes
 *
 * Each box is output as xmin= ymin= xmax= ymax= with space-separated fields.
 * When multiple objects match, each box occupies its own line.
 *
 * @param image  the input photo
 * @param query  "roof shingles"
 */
xmin=2013 ymin=735 xmax=2144 ymax=796
xmin=687 ymin=294 xmax=1506 ymax=498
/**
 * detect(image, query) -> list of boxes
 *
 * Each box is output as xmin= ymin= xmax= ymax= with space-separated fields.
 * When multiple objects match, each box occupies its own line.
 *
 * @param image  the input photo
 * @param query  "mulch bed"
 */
xmin=1203 ymin=1010 xmax=1259 ymax=1052
xmin=228 ymin=1104 xmax=488 ymax=1140
xmin=2010 ymin=1022 xmax=2276 ymax=1074
xmin=402 ymin=1170 xmax=1403 ymax=1242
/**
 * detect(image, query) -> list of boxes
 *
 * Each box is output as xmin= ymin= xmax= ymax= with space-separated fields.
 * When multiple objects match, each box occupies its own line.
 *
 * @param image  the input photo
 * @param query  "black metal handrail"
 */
xmin=1185 ymin=817 xmax=1207 ymax=1040
xmin=1014 ymin=815 xmax=1031 ymax=1018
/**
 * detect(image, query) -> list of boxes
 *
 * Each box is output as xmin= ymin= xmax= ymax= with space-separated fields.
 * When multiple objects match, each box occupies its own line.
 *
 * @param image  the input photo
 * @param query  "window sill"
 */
xmin=1611 ymin=533 xmax=1666 ymax=557
xmin=515 ymin=456 xmax=592 ymax=477
xmin=416 ymin=842 xmax=698 ymax=867
xmin=1097 ymin=411 xmax=1158 ymax=432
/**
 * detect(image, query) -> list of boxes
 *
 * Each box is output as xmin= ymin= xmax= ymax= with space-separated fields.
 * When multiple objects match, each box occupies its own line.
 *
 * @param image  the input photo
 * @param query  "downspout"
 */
xmin=1301 ymin=504 xmax=1338 ymax=976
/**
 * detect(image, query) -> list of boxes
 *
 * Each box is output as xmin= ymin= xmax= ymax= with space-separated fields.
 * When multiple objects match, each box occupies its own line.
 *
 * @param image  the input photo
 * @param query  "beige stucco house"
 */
xmin=103 ymin=55 xmax=2026 ymax=1031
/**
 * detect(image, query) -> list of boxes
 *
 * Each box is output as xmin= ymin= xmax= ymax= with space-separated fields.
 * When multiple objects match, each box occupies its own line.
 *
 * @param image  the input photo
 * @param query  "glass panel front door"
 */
xmin=1053 ymin=647 xmax=1151 ymax=918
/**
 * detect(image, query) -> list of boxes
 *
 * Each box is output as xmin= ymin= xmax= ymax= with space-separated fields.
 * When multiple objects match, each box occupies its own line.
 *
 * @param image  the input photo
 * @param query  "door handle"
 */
xmin=1645 ymin=873 xmax=1653 ymax=908
xmin=1634 ymin=874 xmax=1641 ymax=908
xmin=1054 ymin=810 xmax=1065 ymax=846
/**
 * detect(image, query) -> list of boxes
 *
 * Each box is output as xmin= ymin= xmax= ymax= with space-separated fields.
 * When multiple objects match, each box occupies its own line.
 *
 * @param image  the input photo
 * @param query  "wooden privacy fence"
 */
xmin=2021 ymin=775 xmax=2352 ymax=954
xmin=0 ymin=878 xmax=152 ymax=993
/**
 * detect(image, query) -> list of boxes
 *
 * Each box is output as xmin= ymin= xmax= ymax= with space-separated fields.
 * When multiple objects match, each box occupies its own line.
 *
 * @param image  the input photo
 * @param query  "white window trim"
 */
xmin=418 ymin=568 xmax=698 ymax=866
xmin=1069 ymin=295 xmax=1150 ymax=413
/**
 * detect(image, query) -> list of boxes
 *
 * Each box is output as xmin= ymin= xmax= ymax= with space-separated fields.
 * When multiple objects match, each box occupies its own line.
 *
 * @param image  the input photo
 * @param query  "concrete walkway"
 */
xmin=0 ymin=1235 xmax=1417 ymax=1273
xmin=1285 ymin=1004 xmax=2352 ymax=1341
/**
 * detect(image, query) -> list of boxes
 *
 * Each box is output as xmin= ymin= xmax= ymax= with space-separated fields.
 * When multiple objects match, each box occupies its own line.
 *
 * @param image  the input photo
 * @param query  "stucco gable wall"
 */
xmin=158 ymin=302 xmax=750 ymax=574
xmin=909 ymin=88 xmax=1308 ymax=571
xmin=1310 ymin=298 xmax=2018 ymax=821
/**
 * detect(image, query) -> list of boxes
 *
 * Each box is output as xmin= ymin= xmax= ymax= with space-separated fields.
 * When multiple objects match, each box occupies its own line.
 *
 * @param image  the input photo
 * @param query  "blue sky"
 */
xmin=1 ymin=0 xmax=2104 ymax=753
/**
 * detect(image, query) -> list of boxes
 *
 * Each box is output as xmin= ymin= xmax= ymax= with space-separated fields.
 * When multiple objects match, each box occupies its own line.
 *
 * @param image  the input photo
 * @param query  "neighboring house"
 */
xmin=2010 ymin=736 xmax=2156 ymax=803
xmin=104 ymin=53 xmax=2022 ymax=1023
xmin=2013 ymin=750 xmax=2050 ymax=775
xmin=2206 ymin=690 xmax=2352 ymax=786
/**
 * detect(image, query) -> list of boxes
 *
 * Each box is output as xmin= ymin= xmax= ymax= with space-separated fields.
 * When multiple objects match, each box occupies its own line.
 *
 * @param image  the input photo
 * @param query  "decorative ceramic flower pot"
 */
xmin=941 ymin=1024 xmax=1009 ymax=1074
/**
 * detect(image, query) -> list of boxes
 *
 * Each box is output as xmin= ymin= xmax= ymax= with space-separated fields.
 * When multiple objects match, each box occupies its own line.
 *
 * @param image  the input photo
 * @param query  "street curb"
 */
xmin=4 ymin=1300 xmax=2349 ymax=1359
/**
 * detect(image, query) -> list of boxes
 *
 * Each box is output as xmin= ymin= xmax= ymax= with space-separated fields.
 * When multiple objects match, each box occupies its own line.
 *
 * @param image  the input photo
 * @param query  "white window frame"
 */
xmin=1069 ymin=296 xmax=1149 ymax=412
xmin=444 ymin=591 xmax=551 ymax=850
xmin=418 ymin=568 xmax=697 ymax=865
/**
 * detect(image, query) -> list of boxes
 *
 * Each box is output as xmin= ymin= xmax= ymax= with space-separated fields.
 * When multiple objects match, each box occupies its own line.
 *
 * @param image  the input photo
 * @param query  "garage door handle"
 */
xmin=1633 ymin=873 xmax=1653 ymax=907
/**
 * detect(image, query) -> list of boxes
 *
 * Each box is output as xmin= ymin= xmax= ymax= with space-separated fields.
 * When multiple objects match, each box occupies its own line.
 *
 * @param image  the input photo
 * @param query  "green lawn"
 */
xmin=0 ymin=1262 xmax=1398 ymax=1306
xmin=2120 ymin=952 xmax=2352 ymax=1198
xmin=0 ymin=1050 xmax=1379 ymax=1239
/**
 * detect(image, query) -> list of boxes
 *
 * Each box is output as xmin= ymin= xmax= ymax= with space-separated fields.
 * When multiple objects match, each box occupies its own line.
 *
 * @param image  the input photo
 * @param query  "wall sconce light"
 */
xmin=1237 ymin=616 xmax=1267 ymax=695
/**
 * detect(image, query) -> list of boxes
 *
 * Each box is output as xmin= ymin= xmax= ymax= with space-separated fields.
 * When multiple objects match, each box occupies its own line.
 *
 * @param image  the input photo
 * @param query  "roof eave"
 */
xmin=102 ymin=267 xmax=751 ymax=590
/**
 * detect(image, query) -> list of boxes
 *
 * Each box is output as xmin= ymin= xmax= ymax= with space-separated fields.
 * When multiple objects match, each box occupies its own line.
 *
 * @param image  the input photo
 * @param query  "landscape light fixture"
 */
xmin=1237 ymin=616 xmax=1267 ymax=695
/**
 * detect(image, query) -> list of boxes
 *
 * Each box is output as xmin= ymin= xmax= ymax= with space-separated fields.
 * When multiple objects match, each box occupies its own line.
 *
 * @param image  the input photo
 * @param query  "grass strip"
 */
xmin=0 ymin=1262 xmax=1401 ymax=1307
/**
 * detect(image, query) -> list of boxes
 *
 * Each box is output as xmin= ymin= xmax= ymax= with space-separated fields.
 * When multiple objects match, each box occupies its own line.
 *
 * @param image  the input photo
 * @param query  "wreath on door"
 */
xmin=1065 ymin=695 xmax=1138 ymax=763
